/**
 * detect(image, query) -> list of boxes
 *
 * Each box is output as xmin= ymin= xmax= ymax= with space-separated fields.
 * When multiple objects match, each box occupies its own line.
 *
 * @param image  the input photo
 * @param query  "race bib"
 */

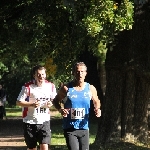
xmin=71 ymin=108 xmax=85 ymax=119
xmin=35 ymin=107 xmax=46 ymax=114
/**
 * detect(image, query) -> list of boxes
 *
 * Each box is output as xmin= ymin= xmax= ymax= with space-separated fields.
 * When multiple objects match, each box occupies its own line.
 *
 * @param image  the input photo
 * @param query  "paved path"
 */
xmin=0 ymin=111 xmax=59 ymax=150
xmin=0 ymin=117 xmax=26 ymax=150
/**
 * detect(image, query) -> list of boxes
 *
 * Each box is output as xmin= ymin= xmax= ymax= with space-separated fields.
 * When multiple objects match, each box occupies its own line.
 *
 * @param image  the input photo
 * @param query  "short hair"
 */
xmin=72 ymin=62 xmax=87 ymax=73
xmin=31 ymin=65 xmax=46 ymax=79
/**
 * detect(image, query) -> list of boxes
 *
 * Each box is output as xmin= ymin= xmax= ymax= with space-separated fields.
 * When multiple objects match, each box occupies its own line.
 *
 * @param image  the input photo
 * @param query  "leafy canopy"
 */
xmin=0 ymin=0 xmax=134 ymax=81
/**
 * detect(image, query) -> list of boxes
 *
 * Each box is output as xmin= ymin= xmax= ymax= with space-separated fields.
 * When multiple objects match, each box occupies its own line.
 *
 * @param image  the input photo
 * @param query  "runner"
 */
xmin=16 ymin=65 xmax=57 ymax=150
xmin=53 ymin=62 xmax=101 ymax=150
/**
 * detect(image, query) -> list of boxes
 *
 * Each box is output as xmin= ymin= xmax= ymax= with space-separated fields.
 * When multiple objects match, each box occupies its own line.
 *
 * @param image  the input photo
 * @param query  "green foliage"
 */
xmin=61 ymin=0 xmax=134 ymax=62
xmin=83 ymin=0 xmax=134 ymax=41
xmin=0 ymin=0 xmax=134 ymax=72
xmin=0 ymin=0 xmax=134 ymax=105
xmin=0 ymin=62 xmax=8 ymax=79
xmin=87 ymin=0 xmax=133 ymax=62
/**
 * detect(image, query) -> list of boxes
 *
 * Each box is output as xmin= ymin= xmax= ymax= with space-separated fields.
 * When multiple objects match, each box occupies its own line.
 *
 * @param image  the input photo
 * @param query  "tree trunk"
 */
xmin=95 ymin=1 xmax=150 ymax=147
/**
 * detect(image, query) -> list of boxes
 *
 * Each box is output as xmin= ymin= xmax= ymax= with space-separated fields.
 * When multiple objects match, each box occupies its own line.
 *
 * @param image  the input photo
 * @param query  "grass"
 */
xmin=6 ymin=107 xmax=22 ymax=117
xmin=5 ymin=107 xmax=150 ymax=150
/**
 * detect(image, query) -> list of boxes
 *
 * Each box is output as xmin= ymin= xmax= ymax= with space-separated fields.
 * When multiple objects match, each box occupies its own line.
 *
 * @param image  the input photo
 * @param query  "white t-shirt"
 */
xmin=17 ymin=80 xmax=57 ymax=124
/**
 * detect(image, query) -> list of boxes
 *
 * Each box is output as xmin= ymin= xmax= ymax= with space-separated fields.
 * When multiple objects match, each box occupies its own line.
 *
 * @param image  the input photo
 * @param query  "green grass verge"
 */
xmin=6 ymin=107 xmax=22 ymax=117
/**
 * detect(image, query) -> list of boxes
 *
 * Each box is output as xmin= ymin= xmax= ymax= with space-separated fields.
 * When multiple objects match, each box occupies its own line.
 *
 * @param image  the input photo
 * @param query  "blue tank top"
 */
xmin=63 ymin=82 xmax=92 ymax=129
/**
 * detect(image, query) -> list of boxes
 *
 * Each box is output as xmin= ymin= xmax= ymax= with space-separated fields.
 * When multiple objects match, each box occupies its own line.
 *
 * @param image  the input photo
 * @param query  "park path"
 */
xmin=0 ymin=111 xmax=58 ymax=150
xmin=0 ymin=117 xmax=26 ymax=150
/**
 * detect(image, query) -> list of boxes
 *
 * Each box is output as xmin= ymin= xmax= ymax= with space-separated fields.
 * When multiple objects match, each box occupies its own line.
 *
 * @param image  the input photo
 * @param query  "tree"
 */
xmin=94 ymin=0 xmax=150 ymax=148
xmin=0 ymin=0 xmax=134 ymax=80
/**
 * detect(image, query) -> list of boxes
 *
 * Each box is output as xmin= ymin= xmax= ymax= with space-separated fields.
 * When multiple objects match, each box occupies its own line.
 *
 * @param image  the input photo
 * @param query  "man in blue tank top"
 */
xmin=53 ymin=62 xmax=101 ymax=150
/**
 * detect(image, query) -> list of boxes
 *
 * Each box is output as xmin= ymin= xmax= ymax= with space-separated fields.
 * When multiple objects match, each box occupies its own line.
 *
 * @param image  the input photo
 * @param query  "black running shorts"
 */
xmin=23 ymin=121 xmax=51 ymax=149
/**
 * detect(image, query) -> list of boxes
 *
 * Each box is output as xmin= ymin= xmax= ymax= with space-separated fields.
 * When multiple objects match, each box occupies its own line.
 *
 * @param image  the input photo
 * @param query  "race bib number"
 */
xmin=71 ymin=108 xmax=85 ymax=119
xmin=35 ymin=108 xmax=46 ymax=114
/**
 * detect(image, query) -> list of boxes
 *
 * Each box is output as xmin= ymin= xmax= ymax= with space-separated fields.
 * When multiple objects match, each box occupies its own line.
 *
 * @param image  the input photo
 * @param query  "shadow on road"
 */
xmin=0 ymin=146 xmax=26 ymax=150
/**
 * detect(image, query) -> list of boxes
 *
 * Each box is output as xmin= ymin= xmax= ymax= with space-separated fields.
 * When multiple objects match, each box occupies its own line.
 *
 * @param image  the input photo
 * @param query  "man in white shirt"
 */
xmin=16 ymin=65 xmax=57 ymax=150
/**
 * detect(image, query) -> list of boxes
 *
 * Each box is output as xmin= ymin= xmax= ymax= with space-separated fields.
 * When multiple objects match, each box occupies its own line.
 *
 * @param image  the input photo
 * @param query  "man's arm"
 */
xmin=16 ymin=100 xmax=35 ymax=107
xmin=90 ymin=85 xmax=101 ymax=117
xmin=53 ymin=85 xmax=70 ymax=117
xmin=16 ymin=86 xmax=40 ymax=108
xmin=52 ymin=85 xmax=67 ymax=111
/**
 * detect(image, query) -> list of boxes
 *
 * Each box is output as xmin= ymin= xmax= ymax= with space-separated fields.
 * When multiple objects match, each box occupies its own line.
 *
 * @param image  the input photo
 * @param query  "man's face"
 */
xmin=74 ymin=65 xmax=87 ymax=83
xmin=34 ymin=69 xmax=46 ymax=84
xmin=0 ymin=85 xmax=2 ymax=89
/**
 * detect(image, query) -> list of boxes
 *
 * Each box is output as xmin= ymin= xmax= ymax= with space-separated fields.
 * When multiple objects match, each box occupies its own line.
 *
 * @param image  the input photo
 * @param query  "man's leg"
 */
xmin=3 ymin=103 xmax=6 ymax=117
xmin=0 ymin=106 xmax=3 ymax=119
xmin=40 ymin=144 xmax=48 ymax=150
xmin=38 ymin=121 xmax=51 ymax=150
xmin=78 ymin=130 xmax=89 ymax=150
xmin=64 ymin=129 xmax=79 ymax=150
xmin=24 ymin=123 xmax=37 ymax=149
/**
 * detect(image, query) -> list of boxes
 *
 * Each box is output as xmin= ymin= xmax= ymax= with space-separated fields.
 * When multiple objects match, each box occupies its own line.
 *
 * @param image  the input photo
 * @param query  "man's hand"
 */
xmin=32 ymin=100 xmax=41 ymax=108
xmin=47 ymin=101 xmax=53 ymax=108
xmin=94 ymin=108 xmax=101 ymax=117
xmin=33 ymin=99 xmax=53 ymax=108
xmin=59 ymin=108 xmax=70 ymax=117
